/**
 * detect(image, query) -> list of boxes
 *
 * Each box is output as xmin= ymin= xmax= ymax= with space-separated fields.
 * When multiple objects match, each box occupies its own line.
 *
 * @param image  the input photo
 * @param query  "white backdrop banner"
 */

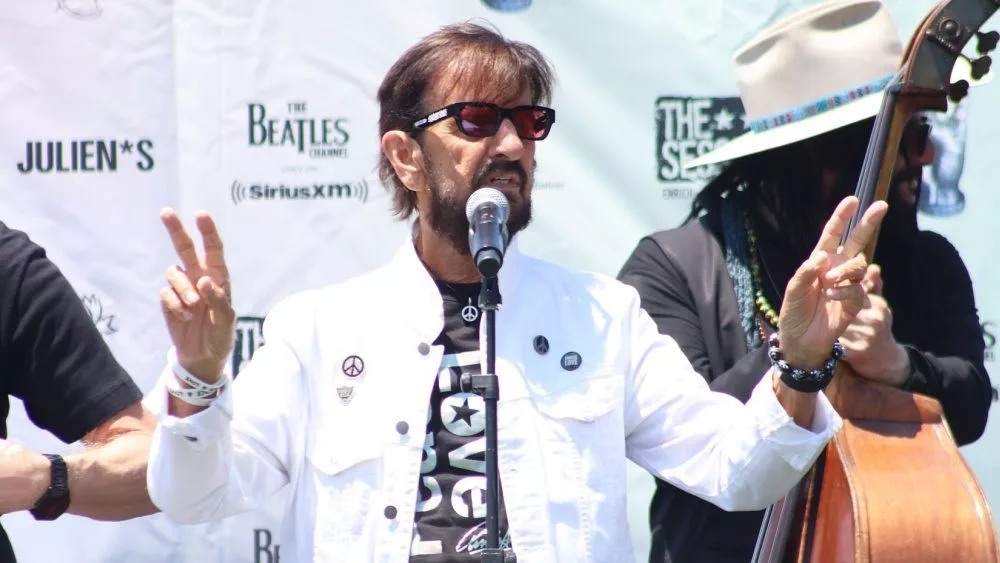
xmin=0 ymin=1 xmax=997 ymax=562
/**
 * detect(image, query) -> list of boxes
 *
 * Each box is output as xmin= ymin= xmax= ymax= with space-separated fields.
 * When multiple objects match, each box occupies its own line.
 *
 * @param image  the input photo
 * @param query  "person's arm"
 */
xmin=621 ymin=197 xmax=884 ymax=509
xmin=0 ymin=226 xmax=156 ymax=520
xmin=145 ymin=210 xmax=305 ymax=524
xmin=1 ymin=401 xmax=156 ymax=520
xmin=617 ymin=236 xmax=824 ymax=429
xmin=900 ymin=233 xmax=992 ymax=446
xmin=64 ymin=401 xmax=157 ymax=520
xmin=621 ymin=286 xmax=841 ymax=511
xmin=617 ymin=236 xmax=771 ymax=403
xmin=144 ymin=321 xmax=307 ymax=524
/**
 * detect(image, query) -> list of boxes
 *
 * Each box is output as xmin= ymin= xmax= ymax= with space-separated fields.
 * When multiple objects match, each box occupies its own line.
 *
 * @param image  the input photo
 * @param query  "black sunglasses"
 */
xmin=412 ymin=102 xmax=556 ymax=140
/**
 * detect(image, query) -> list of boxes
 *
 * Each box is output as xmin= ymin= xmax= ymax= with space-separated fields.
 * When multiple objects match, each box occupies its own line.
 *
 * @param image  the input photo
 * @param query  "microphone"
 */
xmin=465 ymin=187 xmax=510 ymax=278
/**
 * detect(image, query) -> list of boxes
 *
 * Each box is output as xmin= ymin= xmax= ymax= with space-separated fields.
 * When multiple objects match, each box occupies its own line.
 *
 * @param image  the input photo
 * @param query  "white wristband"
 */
xmin=166 ymin=347 xmax=228 ymax=392
xmin=165 ymin=374 xmax=222 ymax=407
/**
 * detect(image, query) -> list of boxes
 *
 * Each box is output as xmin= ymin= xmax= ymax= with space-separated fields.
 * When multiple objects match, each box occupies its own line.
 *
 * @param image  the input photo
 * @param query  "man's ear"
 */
xmin=382 ymin=131 xmax=425 ymax=193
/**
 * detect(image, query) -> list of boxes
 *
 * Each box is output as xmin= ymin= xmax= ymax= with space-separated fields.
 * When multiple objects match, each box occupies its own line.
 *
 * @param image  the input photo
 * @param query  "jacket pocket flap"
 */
xmin=531 ymin=372 xmax=622 ymax=422
xmin=306 ymin=431 xmax=382 ymax=476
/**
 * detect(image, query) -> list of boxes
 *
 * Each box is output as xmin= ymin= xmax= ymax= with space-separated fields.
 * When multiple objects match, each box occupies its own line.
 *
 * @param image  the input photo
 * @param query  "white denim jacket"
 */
xmin=145 ymin=238 xmax=841 ymax=563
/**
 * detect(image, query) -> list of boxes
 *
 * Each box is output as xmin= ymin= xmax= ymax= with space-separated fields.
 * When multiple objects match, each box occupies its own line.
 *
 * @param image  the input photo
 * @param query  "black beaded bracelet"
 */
xmin=767 ymin=332 xmax=844 ymax=393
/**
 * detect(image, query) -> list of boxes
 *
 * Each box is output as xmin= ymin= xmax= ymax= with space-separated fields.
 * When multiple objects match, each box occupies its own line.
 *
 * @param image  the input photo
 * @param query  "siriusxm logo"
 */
xmin=230 ymin=178 xmax=370 ymax=205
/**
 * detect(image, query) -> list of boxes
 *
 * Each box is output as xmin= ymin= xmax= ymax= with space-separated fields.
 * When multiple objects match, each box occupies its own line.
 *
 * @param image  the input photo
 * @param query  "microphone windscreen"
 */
xmin=465 ymin=187 xmax=510 ymax=223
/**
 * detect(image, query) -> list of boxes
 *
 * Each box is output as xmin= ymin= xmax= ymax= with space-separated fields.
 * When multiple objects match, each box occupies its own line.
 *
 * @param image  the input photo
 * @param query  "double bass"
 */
xmin=753 ymin=1 xmax=1000 ymax=561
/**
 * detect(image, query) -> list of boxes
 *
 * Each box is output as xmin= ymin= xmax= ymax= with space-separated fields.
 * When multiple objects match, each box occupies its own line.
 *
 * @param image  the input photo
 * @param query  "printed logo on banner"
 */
xmin=233 ymin=316 xmax=266 ymax=378
xmin=57 ymin=0 xmax=102 ymax=19
xmin=230 ymin=179 xmax=370 ymax=206
xmin=533 ymin=178 xmax=565 ymax=191
xmin=983 ymin=322 xmax=998 ymax=403
xmin=920 ymin=104 xmax=969 ymax=217
xmin=984 ymin=321 xmax=996 ymax=363
xmin=81 ymin=293 xmax=118 ymax=336
xmin=482 ymin=0 xmax=532 ymax=11
xmin=655 ymin=96 xmax=746 ymax=200
xmin=16 ymin=138 xmax=154 ymax=174
xmin=254 ymin=528 xmax=281 ymax=563
xmin=248 ymin=102 xmax=350 ymax=160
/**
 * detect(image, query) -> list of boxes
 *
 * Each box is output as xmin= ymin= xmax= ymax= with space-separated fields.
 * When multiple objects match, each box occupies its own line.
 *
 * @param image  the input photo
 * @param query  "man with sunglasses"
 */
xmin=618 ymin=2 xmax=993 ymax=562
xmin=143 ymin=22 xmax=888 ymax=562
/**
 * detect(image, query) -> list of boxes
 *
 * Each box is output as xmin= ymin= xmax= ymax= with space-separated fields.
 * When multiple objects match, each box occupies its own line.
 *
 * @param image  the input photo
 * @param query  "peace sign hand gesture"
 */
xmin=159 ymin=209 xmax=235 ymax=384
xmin=777 ymin=196 xmax=888 ymax=370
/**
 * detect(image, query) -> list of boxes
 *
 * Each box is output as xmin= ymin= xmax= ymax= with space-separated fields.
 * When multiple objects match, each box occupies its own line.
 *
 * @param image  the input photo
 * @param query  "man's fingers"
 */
xmin=824 ymin=283 xmax=865 ymax=304
xmin=824 ymin=254 xmax=868 ymax=286
xmin=864 ymin=264 xmax=883 ymax=295
xmin=861 ymin=264 xmax=882 ymax=294
xmin=159 ymin=286 xmax=192 ymax=321
xmin=195 ymin=212 xmax=229 ymax=274
xmin=842 ymin=200 xmax=888 ymax=257
xmin=814 ymin=196 xmax=860 ymax=254
xmin=785 ymin=251 xmax=829 ymax=301
xmin=197 ymin=276 xmax=233 ymax=318
xmin=161 ymin=208 xmax=203 ymax=275
xmin=165 ymin=265 xmax=201 ymax=306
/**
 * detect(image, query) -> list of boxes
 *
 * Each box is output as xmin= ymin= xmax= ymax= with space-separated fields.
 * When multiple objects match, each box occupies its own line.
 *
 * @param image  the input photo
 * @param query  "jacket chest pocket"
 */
xmin=304 ymin=410 xmax=386 ymax=552
xmin=528 ymin=371 xmax=626 ymax=488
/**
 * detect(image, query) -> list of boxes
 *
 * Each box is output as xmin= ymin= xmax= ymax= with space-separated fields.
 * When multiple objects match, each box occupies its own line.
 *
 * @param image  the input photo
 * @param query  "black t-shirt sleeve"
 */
xmin=618 ymin=237 xmax=769 ymax=402
xmin=0 ymin=225 xmax=142 ymax=444
xmin=898 ymin=232 xmax=992 ymax=446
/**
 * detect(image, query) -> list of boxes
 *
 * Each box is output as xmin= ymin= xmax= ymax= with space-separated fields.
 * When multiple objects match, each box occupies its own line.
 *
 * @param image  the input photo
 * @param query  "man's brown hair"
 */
xmin=377 ymin=22 xmax=554 ymax=219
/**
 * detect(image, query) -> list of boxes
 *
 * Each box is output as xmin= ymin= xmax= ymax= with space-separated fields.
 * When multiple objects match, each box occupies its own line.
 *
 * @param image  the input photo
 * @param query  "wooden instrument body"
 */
xmin=785 ymin=370 xmax=999 ymax=562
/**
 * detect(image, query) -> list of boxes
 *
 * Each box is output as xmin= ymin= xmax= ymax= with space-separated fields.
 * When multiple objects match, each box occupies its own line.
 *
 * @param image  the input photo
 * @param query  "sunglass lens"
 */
xmin=513 ymin=109 xmax=552 ymax=140
xmin=458 ymin=105 xmax=500 ymax=137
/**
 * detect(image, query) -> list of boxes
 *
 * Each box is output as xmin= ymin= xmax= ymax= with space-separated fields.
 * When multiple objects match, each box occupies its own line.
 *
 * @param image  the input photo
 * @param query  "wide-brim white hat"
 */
xmin=687 ymin=0 xmax=993 ymax=169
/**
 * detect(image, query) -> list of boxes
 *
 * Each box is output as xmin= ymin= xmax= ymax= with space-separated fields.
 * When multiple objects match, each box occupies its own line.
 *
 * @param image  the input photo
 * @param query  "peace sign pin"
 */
xmin=342 ymin=355 xmax=365 ymax=378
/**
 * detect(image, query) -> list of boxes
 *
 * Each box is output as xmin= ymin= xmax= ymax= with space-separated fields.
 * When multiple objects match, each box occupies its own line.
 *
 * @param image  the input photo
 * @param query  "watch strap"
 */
xmin=29 ymin=454 xmax=70 ymax=521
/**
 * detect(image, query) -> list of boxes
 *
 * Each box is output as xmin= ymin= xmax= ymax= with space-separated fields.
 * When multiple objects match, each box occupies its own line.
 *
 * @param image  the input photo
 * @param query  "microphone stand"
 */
xmin=465 ymin=274 xmax=515 ymax=563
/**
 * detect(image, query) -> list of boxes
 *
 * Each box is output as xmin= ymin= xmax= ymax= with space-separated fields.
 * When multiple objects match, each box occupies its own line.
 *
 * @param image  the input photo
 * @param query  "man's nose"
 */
xmin=490 ymin=118 xmax=525 ymax=161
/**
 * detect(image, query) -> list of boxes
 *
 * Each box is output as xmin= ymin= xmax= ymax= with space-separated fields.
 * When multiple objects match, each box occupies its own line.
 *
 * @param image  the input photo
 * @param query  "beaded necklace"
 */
xmin=744 ymin=213 xmax=780 ymax=345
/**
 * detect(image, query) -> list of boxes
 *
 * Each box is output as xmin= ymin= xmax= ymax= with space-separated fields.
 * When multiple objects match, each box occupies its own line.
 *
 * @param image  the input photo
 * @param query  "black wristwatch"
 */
xmin=29 ymin=454 xmax=70 ymax=521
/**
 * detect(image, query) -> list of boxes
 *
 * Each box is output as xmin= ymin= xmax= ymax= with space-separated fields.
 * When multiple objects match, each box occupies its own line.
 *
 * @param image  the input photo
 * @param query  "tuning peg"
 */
xmin=971 ymin=55 xmax=993 ymax=79
xmin=949 ymin=79 xmax=970 ymax=103
xmin=977 ymin=30 xmax=999 ymax=54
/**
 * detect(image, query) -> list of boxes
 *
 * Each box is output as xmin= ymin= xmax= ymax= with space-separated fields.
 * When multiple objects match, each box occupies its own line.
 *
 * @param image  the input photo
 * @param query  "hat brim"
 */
xmin=686 ymin=57 xmax=994 ymax=169
xmin=686 ymin=93 xmax=883 ymax=168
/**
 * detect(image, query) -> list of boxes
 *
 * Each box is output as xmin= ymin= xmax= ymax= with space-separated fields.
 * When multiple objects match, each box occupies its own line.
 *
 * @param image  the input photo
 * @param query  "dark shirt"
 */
xmin=618 ymin=213 xmax=991 ymax=563
xmin=410 ymin=281 xmax=512 ymax=561
xmin=0 ymin=222 xmax=143 ymax=561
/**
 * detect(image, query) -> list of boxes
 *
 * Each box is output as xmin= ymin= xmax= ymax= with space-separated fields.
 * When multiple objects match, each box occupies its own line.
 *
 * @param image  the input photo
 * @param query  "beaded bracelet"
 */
xmin=767 ymin=332 xmax=844 ymax=393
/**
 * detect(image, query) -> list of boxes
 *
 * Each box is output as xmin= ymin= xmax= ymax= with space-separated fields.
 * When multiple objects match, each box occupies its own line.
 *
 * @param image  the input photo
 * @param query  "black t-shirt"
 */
xmin=409 ymin=281 xmax=512 ymax=561
xmin=0 ymin=221 xmax=143 ymax=561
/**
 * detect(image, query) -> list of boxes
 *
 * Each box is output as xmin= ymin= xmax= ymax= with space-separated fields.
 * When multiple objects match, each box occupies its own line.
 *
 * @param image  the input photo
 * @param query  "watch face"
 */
xmin=31 ymin=492 xmax=70 ymax=521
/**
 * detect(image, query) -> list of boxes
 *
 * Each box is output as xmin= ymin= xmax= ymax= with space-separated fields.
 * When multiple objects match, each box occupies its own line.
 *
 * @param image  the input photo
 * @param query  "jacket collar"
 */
xmin=385 ymin=223 xmax=528 ymax=339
